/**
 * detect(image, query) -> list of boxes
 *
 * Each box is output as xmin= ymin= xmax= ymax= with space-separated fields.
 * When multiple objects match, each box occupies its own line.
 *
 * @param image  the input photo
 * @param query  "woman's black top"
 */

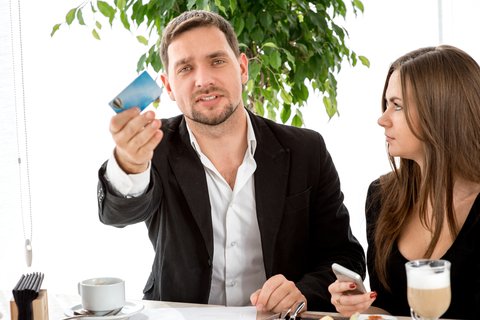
xmin=366 ymin=179 xmax=480 ymax=319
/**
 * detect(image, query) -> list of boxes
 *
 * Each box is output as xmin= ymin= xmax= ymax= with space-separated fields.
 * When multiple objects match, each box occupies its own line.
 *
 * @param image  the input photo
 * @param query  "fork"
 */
xmin=286 ymin=301 xmax=305 ymax=320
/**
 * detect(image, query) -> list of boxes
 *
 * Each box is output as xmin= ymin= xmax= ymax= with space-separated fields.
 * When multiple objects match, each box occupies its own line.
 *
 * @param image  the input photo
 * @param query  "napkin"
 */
xmin=12 ymin=272 xmax=44 ymax=320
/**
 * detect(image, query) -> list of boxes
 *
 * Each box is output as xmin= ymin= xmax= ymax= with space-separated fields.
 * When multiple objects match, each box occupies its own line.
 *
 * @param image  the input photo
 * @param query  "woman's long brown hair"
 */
xmin=374 ymin=45 xmax=480 ymax=290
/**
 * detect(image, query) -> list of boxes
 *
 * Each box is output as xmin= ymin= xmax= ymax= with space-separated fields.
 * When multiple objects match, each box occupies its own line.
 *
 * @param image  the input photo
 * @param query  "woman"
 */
xmin=328 ymin=45 xmax=480 ymax=319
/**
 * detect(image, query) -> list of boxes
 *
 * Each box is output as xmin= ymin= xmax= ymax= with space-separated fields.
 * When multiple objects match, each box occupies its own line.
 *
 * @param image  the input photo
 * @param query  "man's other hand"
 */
xmin=250 ymin=274 xmax=307 ymax=314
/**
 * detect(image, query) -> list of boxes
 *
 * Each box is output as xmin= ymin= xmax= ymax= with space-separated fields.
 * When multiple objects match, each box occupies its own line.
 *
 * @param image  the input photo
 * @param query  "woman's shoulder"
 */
xmin=365 ymin=174 xmax=393 ymax=225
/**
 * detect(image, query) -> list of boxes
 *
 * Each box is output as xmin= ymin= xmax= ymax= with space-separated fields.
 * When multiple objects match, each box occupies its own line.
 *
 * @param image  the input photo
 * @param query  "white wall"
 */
xmin=1 ymin=0 xmax=479 ymax=300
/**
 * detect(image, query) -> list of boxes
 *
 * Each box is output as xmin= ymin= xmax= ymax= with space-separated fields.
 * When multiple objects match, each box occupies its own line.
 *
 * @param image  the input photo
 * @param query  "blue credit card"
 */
xmin=109 ymin=71 xmax=163 ymax=113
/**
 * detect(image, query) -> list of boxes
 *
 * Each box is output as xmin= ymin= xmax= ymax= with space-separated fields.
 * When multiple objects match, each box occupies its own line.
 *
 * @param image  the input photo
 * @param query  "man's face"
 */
xmin=161 ymin=26 xmax=248 ymax=126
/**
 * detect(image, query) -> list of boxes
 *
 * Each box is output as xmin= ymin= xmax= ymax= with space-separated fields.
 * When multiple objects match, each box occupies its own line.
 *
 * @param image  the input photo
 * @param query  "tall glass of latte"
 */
xmin=405 ymin=259 xmax=451 ymax=320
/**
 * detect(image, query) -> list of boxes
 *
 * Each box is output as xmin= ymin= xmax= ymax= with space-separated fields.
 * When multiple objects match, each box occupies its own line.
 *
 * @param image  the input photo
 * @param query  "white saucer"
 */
xmin=358 ymin=314 xmax=397 ymax=320
xmin=65 ymin=301 xmax=144 ymax=320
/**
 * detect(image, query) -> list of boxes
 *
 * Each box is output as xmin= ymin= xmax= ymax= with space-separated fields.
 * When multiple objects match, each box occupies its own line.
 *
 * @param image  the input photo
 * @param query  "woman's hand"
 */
xmin=328 ymin=280 xmax=377 ymax=317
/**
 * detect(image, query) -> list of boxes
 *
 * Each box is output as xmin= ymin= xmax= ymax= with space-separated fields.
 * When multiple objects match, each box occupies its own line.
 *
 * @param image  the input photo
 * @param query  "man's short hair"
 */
xmin=159 ymin=10 xmax=241 ymax=71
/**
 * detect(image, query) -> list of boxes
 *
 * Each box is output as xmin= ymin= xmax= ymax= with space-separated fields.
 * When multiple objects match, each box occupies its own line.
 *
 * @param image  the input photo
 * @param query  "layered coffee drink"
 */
xmin=406 ymin=259 xmax=451 ymax=320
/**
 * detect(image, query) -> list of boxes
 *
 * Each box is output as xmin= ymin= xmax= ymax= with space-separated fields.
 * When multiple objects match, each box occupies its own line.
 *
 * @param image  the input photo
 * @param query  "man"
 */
xmin=97 ymin=10 xmax=365 ymax=313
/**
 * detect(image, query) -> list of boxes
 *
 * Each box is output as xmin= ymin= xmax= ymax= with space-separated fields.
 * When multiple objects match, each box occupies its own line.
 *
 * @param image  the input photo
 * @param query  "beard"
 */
xmin=189 ymin=102 xmax=237 ymax=126
xmin=188 ymin=86 xmax=240 ymax=126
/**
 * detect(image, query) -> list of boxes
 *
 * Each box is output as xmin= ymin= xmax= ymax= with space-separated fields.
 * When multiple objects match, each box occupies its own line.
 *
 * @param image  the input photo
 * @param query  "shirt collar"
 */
xmin=186 ymin=108 xmax=257 ymax=157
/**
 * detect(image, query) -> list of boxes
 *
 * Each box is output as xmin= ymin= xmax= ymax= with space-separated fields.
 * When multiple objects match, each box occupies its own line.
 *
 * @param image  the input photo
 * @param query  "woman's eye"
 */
xmin=394 ymin=103 xmax=403 ymax=111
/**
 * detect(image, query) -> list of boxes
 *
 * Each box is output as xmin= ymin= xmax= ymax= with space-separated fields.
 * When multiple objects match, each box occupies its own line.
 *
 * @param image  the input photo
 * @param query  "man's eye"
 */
xmin=213 ymin=59 xmax=225 ymax=65
xmin=178 ymin=66 xmax=192 ymax=73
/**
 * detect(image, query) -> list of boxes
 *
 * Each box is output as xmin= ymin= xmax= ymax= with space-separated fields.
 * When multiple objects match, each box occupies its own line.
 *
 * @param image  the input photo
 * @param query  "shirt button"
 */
xmin=228 ymin=280 xmax=237 ymax=287
xmin=230 ymin=241 xmax=237 ymax=247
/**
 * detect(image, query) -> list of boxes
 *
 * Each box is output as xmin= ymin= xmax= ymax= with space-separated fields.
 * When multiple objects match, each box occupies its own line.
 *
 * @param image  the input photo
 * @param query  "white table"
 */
xmin=0 ymin=289 xmax=413 ymax=320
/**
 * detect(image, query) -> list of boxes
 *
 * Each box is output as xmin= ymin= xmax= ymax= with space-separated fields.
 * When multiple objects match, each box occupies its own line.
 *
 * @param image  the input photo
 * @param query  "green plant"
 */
xmin=52 ymin=0 xmax=369 ymax=126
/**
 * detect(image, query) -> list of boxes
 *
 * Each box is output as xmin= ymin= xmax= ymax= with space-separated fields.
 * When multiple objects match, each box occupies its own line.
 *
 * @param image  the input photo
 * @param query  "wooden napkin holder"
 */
xmin=10 ymin=289 xmax=49 ymax=320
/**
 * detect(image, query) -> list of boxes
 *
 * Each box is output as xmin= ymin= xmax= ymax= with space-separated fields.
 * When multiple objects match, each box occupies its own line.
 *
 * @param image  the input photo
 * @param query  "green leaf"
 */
xmin=280 ymin=105 xmax=291 ymax=123
xmin=153 ymin=97 xmax=160 ymax=109
xmin=232 ymin=16 xmax=245 ymax=37
xmin=96 ymin=21 xmax=102 ymax=30
xmin=229 ymin=0 xmax=237 ymax=14
xmin=262 ymin=42 xmax=278 ymax=49
xmin=92 ymin=28 xmax=101 ymax=40
xmin=293 ymin=109 xmax=304 ymax=127
xmin=97 ymin=1 xmax=116 ymax=25
xmin=116 ymin=0 xmax=126 ymax=10
xmin=251 ymin=27 xmax=264 ymax=44
xmin=353 ymin=0 xmax=364 ymax=12
xmin=76 ymin=9 xmax=85 ymax=25
xmin=269 ymin=50 xmax=281 ymax=69
xmin=267 ymin=105 xmax=276 ymax=120
xmin=359 ymin=55 xmax=370 ymax=67
xmin=292 ymin=83 xmax=309 ymax=101
xmin=254 ymin=100 xmax=264 ymax=117
xmin=187 ymin=0 xmax=196 ymax=10
xmin=120 ymin=11 xmax=131 ymax=30
xmin=66 ymin=8 xmax=76 ymax=25
xmin=137 ymin=53 xmax=147 ymax=72
xmin=283 ymin=49 xmax=295 ymax=65
xmin=280 ymin=88 xmax=292 ymax=105
xmin=272 ymin=0 xmax=287 ymax=10
xmin=214 ymin=0 xmax=227 ymax=15
xmin=246 ymin=79 xmax=254 ymax=92
xmin=323 ymin=96 xmax=337 ymax=118
xmin=259 ymin=12 xmax=272 ymax=30
xmin=51 ymin=23 xmax=61 ymax=37
xmin=245 ymin=13 xmax=256 ymax=32
xmin=136 ymin=35 xmax=148 ymax=45
xmin=248 ymin=60 xmax=261 ymax=81
xmin=196 ymin=0 xmax=209 ymax=10
xmin=291 ymin=114 xmax=302 ymax=127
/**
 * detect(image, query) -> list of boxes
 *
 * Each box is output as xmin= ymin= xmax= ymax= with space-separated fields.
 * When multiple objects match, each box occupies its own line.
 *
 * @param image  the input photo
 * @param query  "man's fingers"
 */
xmin=254 ymin=275 xmax=285 ymax=309
xmin=252 ymin=275 xmax=306 ymax=314
xmin=110 ymin=109 xmax=162 ymax=174
xmin=110 ymin=107 xmax=141 ymax=134
xmin=263 ymin=280 xmax=295 ymax=312
xmin=250 ymin=289 xmax=260 ymax=305
xmin=113 ymin=111 xmax=157 ymax=145
xmin=126 ymin=118 xmax=162 ymax=152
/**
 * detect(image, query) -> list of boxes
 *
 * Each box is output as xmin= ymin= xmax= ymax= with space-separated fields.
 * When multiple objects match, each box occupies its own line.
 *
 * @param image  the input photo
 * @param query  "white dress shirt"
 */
xmin=105 ymin=111 xmax=266 ymax=306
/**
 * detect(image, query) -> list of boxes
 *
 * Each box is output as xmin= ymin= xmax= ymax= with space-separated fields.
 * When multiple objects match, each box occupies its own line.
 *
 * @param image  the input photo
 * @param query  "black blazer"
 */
xmin=97 ymin=110 xmax=365 ymax=311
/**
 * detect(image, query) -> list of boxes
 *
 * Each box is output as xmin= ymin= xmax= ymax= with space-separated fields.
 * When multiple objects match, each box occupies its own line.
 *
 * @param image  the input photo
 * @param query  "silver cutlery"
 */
xmin=61 ymin=307 xmax=122 ymax=320
xmin=288 ymin=301 xmax=305 ymax=320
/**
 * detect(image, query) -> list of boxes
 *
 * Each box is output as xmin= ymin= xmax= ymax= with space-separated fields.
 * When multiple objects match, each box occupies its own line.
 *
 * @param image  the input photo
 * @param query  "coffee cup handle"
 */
xmin=77 ymin=282 xmax=81 ymax=295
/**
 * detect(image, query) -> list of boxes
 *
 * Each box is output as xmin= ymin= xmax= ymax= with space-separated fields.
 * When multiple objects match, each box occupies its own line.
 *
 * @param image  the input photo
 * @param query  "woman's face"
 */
xmin=378 ymin=70 xmax=424 ymax=166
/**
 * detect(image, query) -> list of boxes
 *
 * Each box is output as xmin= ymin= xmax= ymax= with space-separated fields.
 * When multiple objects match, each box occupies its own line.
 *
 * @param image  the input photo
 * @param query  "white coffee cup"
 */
xmin=78 ymin=277 xmax=126 ymax=313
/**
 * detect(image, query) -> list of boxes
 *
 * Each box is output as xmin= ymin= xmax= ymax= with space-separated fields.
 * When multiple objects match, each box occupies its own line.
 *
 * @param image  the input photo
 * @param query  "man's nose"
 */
xmin=195 ymin=66 xmax=215 ymax=88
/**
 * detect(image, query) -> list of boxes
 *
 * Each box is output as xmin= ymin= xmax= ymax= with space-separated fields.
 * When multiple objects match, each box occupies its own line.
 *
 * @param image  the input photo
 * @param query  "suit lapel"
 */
xmin=250 ymin=114 xmax=290 ymax=277
xmin=167 ymin=118 xmax=214 ymax=259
